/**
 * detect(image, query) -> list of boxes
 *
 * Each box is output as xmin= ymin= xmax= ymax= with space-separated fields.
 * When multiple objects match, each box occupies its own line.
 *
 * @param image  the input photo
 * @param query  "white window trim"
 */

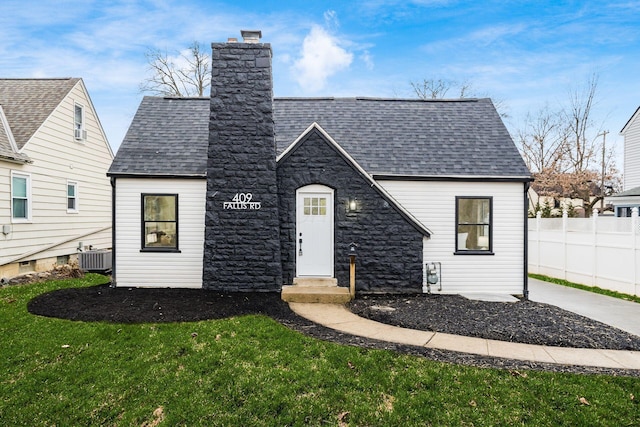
xmin=11 ymin=171 xmax=32 ymax=223
xmin=74 ymin=102 xmax=86 ymax=141
xmin=67 ymin=180 xmax=79 ymax=213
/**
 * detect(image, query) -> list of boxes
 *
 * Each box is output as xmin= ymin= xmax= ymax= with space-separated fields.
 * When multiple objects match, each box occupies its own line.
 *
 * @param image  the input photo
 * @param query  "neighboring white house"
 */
xmin=608 ymin=106 xmax=640 ymax=216
xmin=108 ymin=33 xmax=532 ymax=297
xmin=0 ymin=78 xmax=114 ymax=280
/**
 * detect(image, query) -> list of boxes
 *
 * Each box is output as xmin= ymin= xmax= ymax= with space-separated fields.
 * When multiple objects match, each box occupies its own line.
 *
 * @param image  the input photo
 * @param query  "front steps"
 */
xmin=281 ymin=278 xmax=352 ymax=303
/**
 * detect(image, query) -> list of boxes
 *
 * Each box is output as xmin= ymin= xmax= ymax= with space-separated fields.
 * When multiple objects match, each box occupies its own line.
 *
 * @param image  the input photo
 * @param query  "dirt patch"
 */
xmin=1 ymin=265 xmax=84 ymax=286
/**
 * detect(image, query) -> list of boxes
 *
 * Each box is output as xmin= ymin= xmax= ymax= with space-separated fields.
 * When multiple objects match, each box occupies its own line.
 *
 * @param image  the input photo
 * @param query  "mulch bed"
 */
xmin=27 ymin=283 xmax=640 ymax=376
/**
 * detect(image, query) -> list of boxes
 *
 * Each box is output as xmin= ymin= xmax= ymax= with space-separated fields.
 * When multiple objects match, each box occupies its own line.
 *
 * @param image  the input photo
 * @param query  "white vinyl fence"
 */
xmin=528 ymin=209 xmax=640 ymax=296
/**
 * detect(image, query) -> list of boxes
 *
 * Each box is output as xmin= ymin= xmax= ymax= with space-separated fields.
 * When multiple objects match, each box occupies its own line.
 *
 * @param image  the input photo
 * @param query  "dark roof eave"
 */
xmin=0 ymin=154 xmax=32 ymax=164
xmin=372 ymin=173 xmax=533 ymax=183
xmin=107 ymin=172 xmax=206 ymax=179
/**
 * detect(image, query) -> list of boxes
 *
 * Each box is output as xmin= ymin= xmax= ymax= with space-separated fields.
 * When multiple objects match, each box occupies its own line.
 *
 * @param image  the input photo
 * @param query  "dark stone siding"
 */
xmin=277 ymin=129 xmax=425 ymax=293
xmin=203 ymin=42 xmax=282 ymax=291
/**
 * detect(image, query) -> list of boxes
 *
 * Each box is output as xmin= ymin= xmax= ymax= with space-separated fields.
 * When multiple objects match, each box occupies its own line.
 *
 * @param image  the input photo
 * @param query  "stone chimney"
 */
xmin=203 ymin=31 xmax=282 ymax=291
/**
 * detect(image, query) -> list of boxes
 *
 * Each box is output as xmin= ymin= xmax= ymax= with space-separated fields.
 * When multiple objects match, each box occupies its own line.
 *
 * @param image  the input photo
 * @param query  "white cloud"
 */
xmin=292 ymin=26 xmax=353 ymax=92
xmin=324 ymin=10 xmax=340 ymax=29
xmin=361 ymin=50 xmax=374 ymax=70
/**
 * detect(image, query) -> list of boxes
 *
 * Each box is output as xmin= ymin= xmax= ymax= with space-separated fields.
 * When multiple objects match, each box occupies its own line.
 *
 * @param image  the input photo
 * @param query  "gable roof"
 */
xmin=274 ymin=97 xmax=531 ymax=180
xmin=279 ymin=123 xmax=432 ymax=236
xmin=109 ymin=96 xmax=531 ymax=181
xmin=0 ymin=78 xmax=80 ymax=149
xmin=0 ymin=105 xmax=31 ymax=163
xmin=621 ymin=105 xmax=640 ymax=135
xmin=108 ymin=96 xmax=210 ymax=177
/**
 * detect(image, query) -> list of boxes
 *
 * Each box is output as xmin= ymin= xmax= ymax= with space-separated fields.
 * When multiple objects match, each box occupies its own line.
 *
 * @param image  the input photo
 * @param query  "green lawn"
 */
xmin=1 ymin=275 xmax=639 ymax=426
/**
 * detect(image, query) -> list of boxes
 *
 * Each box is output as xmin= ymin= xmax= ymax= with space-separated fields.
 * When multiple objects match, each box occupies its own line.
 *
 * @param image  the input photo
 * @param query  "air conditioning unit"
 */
xmin=79 ymin=249 xmax=112 ymax=272
xmin=74 ymin=129 xmax=87 ymax=140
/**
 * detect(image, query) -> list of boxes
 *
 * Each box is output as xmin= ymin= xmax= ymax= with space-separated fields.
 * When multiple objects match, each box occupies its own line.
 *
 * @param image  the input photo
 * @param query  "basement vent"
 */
xmin=79 ymin=250 xmax=112 ymax=272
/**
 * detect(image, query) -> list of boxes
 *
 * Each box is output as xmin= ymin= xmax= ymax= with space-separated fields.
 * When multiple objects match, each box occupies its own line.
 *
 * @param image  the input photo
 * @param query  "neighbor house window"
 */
xmin=74 ymin=103 xmax=86 ymax=140
xmin=11 ymin=172 xmax=31 ymax=222
xmin=455 ymin=196 xmax=492 ymax=254
xmin=141 ymin=194 xmax=179 ymax=251
xmin=67 ymin=181 xmax=78 ymax=213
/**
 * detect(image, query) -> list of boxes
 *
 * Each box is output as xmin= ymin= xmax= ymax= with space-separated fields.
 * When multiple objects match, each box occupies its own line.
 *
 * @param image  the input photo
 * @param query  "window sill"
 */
xmin=454 ymin=250 xmax=494 ymax=256
xmin=140 ymin=248 xmax=181 ymax=253
xmin=11 ymin=218 xmax=32 ymax=224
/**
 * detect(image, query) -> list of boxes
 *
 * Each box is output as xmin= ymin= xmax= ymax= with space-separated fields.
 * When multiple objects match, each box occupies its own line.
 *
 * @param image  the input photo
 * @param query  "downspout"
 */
xmin=523 ymin=181 xmax=530 ymax=300
xmin=110 ymin=176 xmax=117 ymax=287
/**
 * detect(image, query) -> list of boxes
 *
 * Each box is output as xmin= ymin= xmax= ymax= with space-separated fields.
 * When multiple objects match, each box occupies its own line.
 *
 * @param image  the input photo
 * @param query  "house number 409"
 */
xmin=232 ymin=193 xmax=253 ymax=203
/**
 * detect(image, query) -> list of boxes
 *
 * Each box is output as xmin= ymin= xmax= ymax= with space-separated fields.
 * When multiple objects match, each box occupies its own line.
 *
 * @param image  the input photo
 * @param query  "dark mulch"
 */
xmin=27 ymin=284 xmax=640 ymax=376
xmin=350 ymin=294 xmax=640 ymax=351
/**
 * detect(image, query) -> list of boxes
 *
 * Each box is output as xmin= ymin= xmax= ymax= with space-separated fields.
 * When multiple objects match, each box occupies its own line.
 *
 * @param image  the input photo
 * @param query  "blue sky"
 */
xmin=1 ymin=0 xmax=639 ymax=170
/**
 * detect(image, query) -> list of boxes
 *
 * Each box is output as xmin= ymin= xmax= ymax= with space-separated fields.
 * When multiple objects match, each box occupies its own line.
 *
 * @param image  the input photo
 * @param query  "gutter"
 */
xmin=523 ymin=181 xmax=530 ymax=300
xmin=373 ymin=174 xmax=534 ymax=183
xmin=110 ymin=176 xmax=117 ymax=287
xmin=0 ymin=155 xmax=32 ymax=164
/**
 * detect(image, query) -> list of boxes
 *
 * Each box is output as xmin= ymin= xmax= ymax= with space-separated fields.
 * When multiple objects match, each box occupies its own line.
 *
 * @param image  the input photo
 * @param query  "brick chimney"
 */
xmin=203 ymin=31 xmax=282 ymax=291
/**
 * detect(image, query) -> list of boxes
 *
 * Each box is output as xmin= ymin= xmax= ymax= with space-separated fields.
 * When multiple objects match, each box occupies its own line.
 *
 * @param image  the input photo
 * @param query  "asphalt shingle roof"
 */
xmin=0 ymin=78 xmax=80 ymax=150
xmin=0 ymin=106 xmax=26 ymax=162
xmin=610 ymin=186 xmax=640 ymax=198
xmin=109 ymin=96 xmax=531 ymax=179
xmin=108 ymin=97 xmax=210 ymax=176
xmin=274 ymin=97 xmax=530 ymax=178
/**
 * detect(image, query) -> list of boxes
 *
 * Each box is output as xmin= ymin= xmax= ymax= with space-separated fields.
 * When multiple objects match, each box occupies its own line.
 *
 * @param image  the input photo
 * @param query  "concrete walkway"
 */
xmin=528 ymin=277 xmax=640 ymax=337
xmin=289 ymin=282 xmax=640 ymax=370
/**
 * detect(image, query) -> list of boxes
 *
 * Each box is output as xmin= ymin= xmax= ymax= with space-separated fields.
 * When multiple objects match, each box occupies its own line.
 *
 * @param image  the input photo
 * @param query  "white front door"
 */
xmin=296 ymin=185 xmax=334 ymax=277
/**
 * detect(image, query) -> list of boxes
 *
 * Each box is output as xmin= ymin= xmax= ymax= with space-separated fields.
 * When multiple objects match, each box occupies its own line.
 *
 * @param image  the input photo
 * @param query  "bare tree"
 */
xmin=517 ymin=105 xmax=565 ymax=174
xmin=561 ymin=73 xmax=600 ymax=172
xmin=411 ymin=78 xmax=509 ymax=117
xmin=140 ymin=42 xmax=211 ymax=97
xmin=411 ymin=78 xmax=467 ymax=99
xmin=520 ymin=73 xmax=620 ymax=216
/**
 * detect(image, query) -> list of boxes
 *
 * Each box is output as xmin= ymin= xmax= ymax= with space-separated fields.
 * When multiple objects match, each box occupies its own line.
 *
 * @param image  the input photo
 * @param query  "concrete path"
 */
xmin=289 ymin=298 xmax=640 ymax=370
xmin=528 ymin=277 xmax=640 ymax=337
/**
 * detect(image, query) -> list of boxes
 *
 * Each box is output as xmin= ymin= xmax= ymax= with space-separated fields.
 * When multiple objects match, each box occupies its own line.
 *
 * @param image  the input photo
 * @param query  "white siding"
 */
xmin=379 ymin=180 xmax=527 ymax=295
xmin=114 ymin=178 xmax=206 ymax=288
xmin=0 ymin=81 xmax=113 ymax=270
xmin=623 ymin=111 xmax=640 ymax=191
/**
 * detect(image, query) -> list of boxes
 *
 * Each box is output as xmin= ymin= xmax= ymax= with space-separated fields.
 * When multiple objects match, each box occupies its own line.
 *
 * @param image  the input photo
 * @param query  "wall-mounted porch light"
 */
xmin=347 ymin=197 xmax=358 ymax=213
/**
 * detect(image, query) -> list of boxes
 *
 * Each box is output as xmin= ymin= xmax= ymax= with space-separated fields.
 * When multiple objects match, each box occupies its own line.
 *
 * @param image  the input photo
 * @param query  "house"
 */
xmin=0 ymin=78 xmax=114 ymax=280
xmin=528 ymin=181 xmax=604 ymax=218
xmin=608 ymin=106 xmax=640 ymax=216
xmin=108 ymin=32 xmax=532 ymax=297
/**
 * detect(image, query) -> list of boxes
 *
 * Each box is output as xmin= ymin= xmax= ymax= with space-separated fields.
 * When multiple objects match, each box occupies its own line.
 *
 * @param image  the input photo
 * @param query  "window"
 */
xmin=11 ymin=172 xmax=31 ymax=222
xmin=74 ymin=103 xmax=86 ymax=140
xmin=455 ymin=197 xmax=492 ymax=254
xmin=141 ymin=194 xmax=179 ymax=251
xmin=303 ymin=197 xmax=327 ymax=216
xmin=67 ymin=181 xmax=78 ymax=213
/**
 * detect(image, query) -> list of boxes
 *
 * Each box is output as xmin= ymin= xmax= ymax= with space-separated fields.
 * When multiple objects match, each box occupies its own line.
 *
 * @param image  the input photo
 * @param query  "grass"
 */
xmin=530 ymin=273 xmax=640 ymax=304
xmin=1 ymin=275 xmax=639 ymax=426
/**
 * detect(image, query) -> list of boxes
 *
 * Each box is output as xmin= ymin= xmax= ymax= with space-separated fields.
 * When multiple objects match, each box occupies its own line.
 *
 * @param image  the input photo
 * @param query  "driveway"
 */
xmin=528 ymin=277 xmax=640 ymax=337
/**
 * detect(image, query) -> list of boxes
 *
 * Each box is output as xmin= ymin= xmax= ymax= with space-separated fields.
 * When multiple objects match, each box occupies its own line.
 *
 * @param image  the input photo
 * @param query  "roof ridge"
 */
xmin=273 ymin=97 xmax=483 ymax=102
xmin=0 ymin=77 xmax=77 ymax=81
